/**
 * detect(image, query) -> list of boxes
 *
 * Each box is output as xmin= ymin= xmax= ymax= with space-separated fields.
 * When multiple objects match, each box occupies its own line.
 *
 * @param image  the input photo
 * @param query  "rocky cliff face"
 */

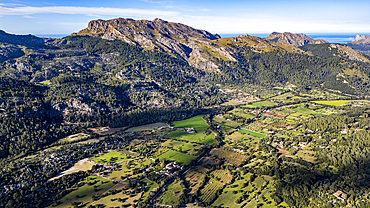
xmin=349 ymin=34 xmax=370 ymax=44
xmin=264 ymin=32 xmax=328 ymax=47
xmin=346 ymin=35 xmax=370 ymax=55
xmin=75 ymin=18 xmax=234 ymax=71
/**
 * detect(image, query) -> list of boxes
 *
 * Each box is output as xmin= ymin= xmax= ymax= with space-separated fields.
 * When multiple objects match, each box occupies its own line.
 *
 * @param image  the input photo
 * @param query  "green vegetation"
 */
xmin=3 ymin=24 xmax=370 ymax=208
xmin=238 ymin=129 xmax=265 ymax=138
xmin=39 ymin=80 xmax=50 ymax=85
xmin=161 ymin=140 xmax=203 ymax=155
xmin=50 ymin=176 xmax=113 ymax=208
xmin=312 ymin=100 xmax=352 ymax=106
xmin=91 ymin=151 xmax=127 ymax=164
xmin=171 ymin=115 xmax=208 ymax=128
xmin=165 ymin=115 xmax=215 ymax=145
xmin=157 ymin=180 xmax=184 ymax=205
xmin=156 ymin=150 xmax=196 ymax=165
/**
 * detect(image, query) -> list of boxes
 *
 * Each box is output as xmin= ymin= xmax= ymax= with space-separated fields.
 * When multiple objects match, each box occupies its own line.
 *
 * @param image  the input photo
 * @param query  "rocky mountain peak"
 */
xmin=348 ymin=34 xmax=370 ymax=44
xmin=264 ymin=32 xmax=328 ymax=47
xmin=75 ymin=18 xmax=227 ymax=71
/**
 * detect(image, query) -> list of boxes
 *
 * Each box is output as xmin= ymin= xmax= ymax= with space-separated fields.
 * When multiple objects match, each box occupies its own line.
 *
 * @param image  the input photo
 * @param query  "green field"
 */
xmin=156 ymin=150 xmax=196 ymax=165
xmin=161 ymin=140 xmax=203 ymax=155
xmin=171 ymin=115 xmax=208 ymax=128
xmin=91 ymin=151 xmax=127 ymax=164
xmin=164 ymin=129 xmax=215 ymax=145
xmin=39 ymin=80 xmax=50 ymax=85
xmin=141 ymin=179 xmax=159 ymax=201
xmin=251 ymin=101 xmax=276 ymax=107
xmin=91 ymin=183 xmax=141 ymax=207
xmin=212 ymin=179 xmax=246 ymax=208
xmin=165 ymin=115 xmax=215 ymax=145
xmin=199 ymin=170 xmax=231 ymax=204
xmin=238 ymin=129 xmax=265 ymax=138
xmin=213 ymin=116 xmax=243 ymax=128
xmin=108 ymin=158 xmax=151 ymax=181
xmin=312 ymin=100 xmax=351 ymax=106
xmin=164 ymin=115 xmax=215 ymax=145
xmin=157 ymin=180 xmax=183 ymax=205
xmin=49 ymin=176 xmax=113 ymax=208
xmin=229 ymin=108 xmax=255 ymax=119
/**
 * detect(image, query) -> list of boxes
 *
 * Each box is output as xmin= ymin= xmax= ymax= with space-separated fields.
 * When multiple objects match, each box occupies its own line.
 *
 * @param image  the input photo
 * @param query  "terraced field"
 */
xmin=199 ymin=170 xmax=232 ymax=204
xmin=184 ymin=166 xmax=208 ymax=194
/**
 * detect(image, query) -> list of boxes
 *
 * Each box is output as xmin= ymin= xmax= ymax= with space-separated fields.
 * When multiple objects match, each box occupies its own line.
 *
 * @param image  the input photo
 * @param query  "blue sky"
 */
xmin=0 ymin=0 xmax=369 ymax=37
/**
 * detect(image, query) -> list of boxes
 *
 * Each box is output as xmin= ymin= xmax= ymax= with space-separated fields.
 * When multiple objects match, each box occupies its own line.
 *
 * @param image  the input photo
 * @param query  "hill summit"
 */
xmin=74 ymin=18 xmax=226 ymax=70
xmin=264 ymin=32 xmax=328 ymax=47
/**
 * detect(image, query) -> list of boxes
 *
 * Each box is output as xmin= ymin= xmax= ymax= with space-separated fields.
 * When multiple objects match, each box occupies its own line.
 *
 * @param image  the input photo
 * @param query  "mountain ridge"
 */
xmin=346 ymin=34 xmax=370 ymax=55
xmin=264 ymin=32 xmax=328 ymax=47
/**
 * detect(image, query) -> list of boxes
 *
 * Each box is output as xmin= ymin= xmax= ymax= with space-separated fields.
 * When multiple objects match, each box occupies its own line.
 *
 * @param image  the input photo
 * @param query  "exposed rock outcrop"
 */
xmin=349 ymin=34 xmax=370 ymax=44
xmin=264 ymin=32 xmax=328 ymax=47
xmin=347 ymin=34 xmax=370 ymax=55
xmin=74 ymin=18 xmax=232 ymax=71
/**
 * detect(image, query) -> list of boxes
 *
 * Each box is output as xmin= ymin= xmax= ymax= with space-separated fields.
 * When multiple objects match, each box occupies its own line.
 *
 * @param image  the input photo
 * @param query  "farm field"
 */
xmin=249 ymin=100 xmax=276 ymax=107
xmin=156 ymin=180 xmax=183 ymax=205
xmin=291 ymin=107 xmax=325 ymax=116
xmin=140 ymin=179 xmax=159 ymax=201
xmin=212 ymin=178 xmax=248 ymax=208
xmin=107 ymin=158 xmax=151 ymax=181
xmin=210 ymin=148 xmax=248 ymax=166
xmin=238 ymin=129 xmax=265 ymax=138
xmin=91 ymin=183 xmax=141 ymax=208
xmin=171 ymin=115 xmax=208 ymax=128
xmin=312 ymin=100 xmax=351 ymax=106
xmin=164 ymin=128 xmax=215 ymax=145
xmin=199 ymin=170 xmax=232 ymax=204
xmin=156 ymin=150 xmax=196 ymax=165
xmin=213 ymin=116 xmax=243 ymax=128
xmin=91 ymin=151 xmax=128 ymax=164
xmin=228 ymin=108 xmax=256 ymax=119
xmin=161 ymin=140 xmax=203 ymax=155
xmin=184 ymin=166 xmax=208 ymax=194
xmin=150 ymin=147 xmax=169 ymax=158
xmin=165 ymin=115 xmax=215 ymax=145
xmin=49 ymin=176 xmax=113 ymax=208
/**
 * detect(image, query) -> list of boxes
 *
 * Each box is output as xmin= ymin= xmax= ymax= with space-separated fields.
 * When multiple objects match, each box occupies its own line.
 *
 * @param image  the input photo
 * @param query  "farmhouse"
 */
xmin=333 ymin=190 xmax=347 ymax=201
xmin=185 ymin=128 xmax=196 ymax=134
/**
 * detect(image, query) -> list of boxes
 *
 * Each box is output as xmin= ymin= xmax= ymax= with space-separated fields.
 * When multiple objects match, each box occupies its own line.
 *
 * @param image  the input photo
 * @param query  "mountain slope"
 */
xmin=346 ymin=34 xmax=370 ymax=55
xmin=74 ymin=18 xmax=233 ymax=70
xmin=264 ymin=32 xmax=328 ymax=47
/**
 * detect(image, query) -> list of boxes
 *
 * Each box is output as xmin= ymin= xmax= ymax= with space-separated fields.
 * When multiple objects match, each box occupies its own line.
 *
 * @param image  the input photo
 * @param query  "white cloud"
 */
xmin=23 ymin=15 xmax=35 ymax=18
xmin=0 ymin=5 xmax=178 ymax=17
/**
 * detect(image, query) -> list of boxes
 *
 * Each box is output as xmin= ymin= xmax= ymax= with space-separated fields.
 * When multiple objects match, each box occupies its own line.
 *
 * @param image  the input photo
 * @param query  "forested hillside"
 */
xmin=1 ymin=18 xmax=370 ymax=208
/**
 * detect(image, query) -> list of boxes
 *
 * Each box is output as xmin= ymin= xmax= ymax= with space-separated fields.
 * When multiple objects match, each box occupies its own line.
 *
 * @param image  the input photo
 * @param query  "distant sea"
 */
xmin=219 ymin=33 xmax=367 ymax=44
xmin=35 ymin=34 xmax=69 ymax=38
